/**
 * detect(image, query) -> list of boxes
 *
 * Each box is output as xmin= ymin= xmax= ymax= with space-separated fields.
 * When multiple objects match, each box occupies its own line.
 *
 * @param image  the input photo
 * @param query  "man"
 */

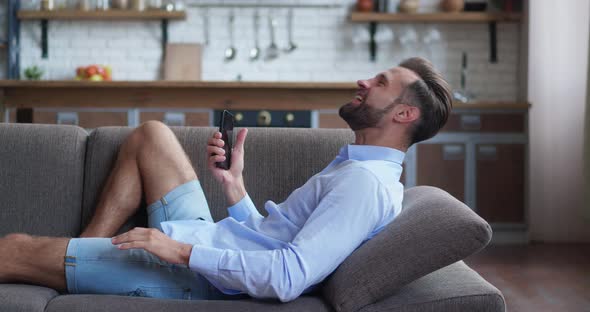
xmin=0 ymin=57 xmax=451 ymax=302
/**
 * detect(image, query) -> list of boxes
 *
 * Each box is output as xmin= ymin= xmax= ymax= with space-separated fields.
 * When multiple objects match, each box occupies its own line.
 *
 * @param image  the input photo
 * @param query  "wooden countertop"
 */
xmin=0 ymin=80 xmax=530 ymax=111
xmin=0 ymin=80 xmax=356 ymax=89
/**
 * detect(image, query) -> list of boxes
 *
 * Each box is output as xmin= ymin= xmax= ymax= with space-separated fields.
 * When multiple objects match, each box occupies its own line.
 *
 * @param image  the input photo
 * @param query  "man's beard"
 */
xmin=339 ymin=102 xmax=395 ymax=130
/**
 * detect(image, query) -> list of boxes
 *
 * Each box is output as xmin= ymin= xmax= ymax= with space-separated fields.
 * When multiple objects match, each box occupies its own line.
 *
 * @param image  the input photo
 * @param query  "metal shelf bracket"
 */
xmin=161 ymin=19 xmax=168 ymax=58
xmin=41 ymin=19 xmax=48 ymax=59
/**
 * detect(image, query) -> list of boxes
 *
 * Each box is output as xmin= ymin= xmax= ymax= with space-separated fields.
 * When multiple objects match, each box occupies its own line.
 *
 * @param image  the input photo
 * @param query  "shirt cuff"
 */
xmin=188 ymin=244 xmax=224 ymax=277
xmin=227 ymin=193 xmax=258 ymax=221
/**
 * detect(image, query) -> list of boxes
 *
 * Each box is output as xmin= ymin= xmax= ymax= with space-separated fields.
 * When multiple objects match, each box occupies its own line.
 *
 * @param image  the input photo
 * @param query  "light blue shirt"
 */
xmin=161 ymin=144 xmax=405 ymax=302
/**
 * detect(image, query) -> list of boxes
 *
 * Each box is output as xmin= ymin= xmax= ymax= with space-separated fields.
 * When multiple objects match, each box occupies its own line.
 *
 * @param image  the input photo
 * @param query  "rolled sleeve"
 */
xmin=227 ymin=193 xmax=260 ymax=221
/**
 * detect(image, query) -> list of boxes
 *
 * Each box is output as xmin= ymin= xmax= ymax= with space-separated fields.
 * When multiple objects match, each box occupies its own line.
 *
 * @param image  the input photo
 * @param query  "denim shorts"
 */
xmin=65 ymin=180 xmax=231 ymax=300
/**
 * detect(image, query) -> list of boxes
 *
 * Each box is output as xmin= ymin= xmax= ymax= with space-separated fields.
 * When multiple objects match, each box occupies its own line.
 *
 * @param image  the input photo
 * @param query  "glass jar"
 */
xmin=112 ymin=0 xmax=129 ymax=9
xmin=148 ymin=0 xmax=162 ymax=10
xmin=96 ymin=0 xmax=110 ymax=10
xmin=41 ymin=0 xmax=55 ymax=10
xmin=130 ymin=0 xmax=145 ymax=11
xmin=78 ymin=0 xmax=93 ymax=11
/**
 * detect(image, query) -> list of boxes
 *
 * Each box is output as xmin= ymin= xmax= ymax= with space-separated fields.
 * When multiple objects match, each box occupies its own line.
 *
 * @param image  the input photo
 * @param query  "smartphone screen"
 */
xmin=216 ymin=110 xmax=234 ymax=170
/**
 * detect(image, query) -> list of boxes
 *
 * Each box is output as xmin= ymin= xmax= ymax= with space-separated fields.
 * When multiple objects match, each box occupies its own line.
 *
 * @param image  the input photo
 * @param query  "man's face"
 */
xmin=339 ymin=68 xmax=412 ymax=130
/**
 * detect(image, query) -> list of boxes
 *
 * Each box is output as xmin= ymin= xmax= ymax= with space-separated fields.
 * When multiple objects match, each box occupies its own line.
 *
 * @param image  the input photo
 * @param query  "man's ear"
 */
xmin=392 ymin=103 xmax=420 ymax=124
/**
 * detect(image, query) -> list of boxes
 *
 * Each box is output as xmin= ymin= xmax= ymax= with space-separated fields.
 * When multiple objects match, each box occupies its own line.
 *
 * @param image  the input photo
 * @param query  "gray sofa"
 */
xmin=0 ymin=123 xmax=505 ymax=312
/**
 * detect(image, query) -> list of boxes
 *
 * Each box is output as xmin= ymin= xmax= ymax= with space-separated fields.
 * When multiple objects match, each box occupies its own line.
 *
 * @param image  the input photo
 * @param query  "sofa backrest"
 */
xmin=81 ymin=126 xmax=355 ymax=234
xmin=0 ymin=124 xmax=87 ymax=237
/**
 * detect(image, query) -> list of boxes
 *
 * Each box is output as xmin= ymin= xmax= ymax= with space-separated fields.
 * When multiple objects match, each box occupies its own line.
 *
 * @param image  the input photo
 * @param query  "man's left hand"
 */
xmin=111 ymin=227 xmax=192 ymax=265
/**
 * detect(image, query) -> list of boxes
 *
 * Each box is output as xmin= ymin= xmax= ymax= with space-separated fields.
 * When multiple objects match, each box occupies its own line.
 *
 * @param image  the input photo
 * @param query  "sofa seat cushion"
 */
xmin=323 ymin=186 xmax=493 ymax=312
xmin=0 ymin=284 xmax=59 ymax=312
xmin=45 ymin=294 xmax=333 ymax=312
xmin=359 ymin=261 xmax=505 ymax=312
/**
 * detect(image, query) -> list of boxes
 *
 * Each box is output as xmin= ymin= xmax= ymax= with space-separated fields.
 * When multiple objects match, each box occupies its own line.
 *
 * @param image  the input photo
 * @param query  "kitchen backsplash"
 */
xmin=0 ymin=0 xmax=521 ymax=101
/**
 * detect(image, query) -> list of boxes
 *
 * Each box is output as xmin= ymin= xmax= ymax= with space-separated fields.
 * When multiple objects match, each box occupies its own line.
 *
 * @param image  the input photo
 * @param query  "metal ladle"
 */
xmin=224 ymin=11 xmax=236 ymax=61
xmin=202 ymin=8 xmax=209 ymax=46
xmin=283 ymin=8 xmax=297 ymax=53
xmin=249 ymin=11 xmax=260 ymax=61
xmin=265 ymin=14 xmax=279 ymax=61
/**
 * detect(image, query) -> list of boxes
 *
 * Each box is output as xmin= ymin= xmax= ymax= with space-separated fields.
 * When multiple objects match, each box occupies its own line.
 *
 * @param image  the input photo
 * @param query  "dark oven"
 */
xmin=214 ymin=110 xmax=312 ymax=128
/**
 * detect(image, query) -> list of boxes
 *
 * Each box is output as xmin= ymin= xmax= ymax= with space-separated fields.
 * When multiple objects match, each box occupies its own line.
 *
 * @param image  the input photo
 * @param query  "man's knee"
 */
xmin=138 ymin=121 xmax=177 ymax=145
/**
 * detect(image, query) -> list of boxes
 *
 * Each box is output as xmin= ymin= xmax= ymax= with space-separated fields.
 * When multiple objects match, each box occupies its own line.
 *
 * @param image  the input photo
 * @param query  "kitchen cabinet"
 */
xmin=476 ymin=144 xmax=525 ymax=223
xmin=318 ymin=111 xmax=348 ymax=129
xmin=10 ymin=110 xmax=129 ymax=128
xmin=416 ymin=143 xmax=466 ymax=202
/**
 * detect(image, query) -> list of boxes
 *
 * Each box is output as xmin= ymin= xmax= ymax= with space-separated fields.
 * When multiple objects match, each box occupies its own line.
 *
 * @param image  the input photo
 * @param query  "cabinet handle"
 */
xmin=460 ymin=114 xmax=481 ymax=130
xmin=257 ymin=110 xmax=272 ymax=126
xmin=57 ymin=112 xmax=79 ymax=125
xmin=164 ymin=112 xmax=185 ymax=127
xmin=478 ymin=145 xmax=498 ymax=160
xmin=442 ymin=144 xmax=465 ymax=161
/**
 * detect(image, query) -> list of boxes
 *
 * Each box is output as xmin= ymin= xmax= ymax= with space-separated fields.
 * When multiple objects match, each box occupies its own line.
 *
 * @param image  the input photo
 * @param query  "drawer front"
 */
xmin=31 ymin=111 xmax=128 ymax=128
xmin=140 ymin=112 xmax=211 ymax=127
xmin=441 ymin=113 xmax=525 ymax=133
xmin=476 ymin=144 xmax=525 ymax=223
xmin=319 ymin=112 xmax=348 ymax=128
xmin=416 ymin=144 xmax=465 ymax=202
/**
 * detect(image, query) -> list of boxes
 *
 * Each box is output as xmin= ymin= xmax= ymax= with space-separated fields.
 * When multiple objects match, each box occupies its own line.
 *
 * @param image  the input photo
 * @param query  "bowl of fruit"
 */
xmin=75 ymin=64 xmax=112 ymax=81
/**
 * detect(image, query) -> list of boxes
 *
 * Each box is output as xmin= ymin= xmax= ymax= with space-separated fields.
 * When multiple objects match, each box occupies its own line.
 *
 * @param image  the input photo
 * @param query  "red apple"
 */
xmin=85 ymin=65 xmax=98 ymax=77
xmin=76 ymin=66 xmax=86 ymax=78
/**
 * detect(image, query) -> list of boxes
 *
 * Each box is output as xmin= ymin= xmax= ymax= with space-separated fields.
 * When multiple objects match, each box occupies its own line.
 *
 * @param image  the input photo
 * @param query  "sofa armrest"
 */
xmin=322 ymin=186 xmax=493 ymax=312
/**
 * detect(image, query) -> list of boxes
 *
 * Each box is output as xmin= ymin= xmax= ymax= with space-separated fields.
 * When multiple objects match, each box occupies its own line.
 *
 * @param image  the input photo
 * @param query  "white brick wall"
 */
xmin=1 ymin=0 xmax=522 ymax=100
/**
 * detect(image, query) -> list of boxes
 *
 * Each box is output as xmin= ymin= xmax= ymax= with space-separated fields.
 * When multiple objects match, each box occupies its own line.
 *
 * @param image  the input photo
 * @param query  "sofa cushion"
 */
xmin=0 ymin=124 xmax=87 ymax=236
xmin=81 ymin=126 xmax=353 ymax=233
xmin=322 ymin=186 xmax=493 ymax=312
xmin=45 ymin=294 xmax=332 ymax=312
xmin=359 ymin=261 xmax=505 ymax=312
xmin=0 ymin=284 xmax=59 ymax=312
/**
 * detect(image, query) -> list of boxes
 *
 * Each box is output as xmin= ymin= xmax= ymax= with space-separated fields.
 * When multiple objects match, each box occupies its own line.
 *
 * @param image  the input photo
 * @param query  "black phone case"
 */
xmin=216 ymin=110 xmax=234 ymax=170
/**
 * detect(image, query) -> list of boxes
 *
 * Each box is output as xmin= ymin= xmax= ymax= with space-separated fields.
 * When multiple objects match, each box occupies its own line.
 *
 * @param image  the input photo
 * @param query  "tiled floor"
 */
xmin=464 ymin=243 xmax=590 ymax=312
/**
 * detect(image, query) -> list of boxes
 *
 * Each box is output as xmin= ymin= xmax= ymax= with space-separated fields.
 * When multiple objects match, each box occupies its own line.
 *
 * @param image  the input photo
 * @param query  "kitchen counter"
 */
xmin=0 ymin=80 xmax=530 ymax=122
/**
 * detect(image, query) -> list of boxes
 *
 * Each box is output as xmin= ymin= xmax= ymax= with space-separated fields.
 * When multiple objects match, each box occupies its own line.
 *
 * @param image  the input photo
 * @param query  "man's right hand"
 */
xmin=207 ymin=128 xmax=248 ymax=205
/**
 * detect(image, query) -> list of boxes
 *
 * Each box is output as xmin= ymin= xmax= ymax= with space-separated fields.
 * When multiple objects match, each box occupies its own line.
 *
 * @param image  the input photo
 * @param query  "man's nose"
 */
xmin=357 ymin=79 xmax=370 ymax=89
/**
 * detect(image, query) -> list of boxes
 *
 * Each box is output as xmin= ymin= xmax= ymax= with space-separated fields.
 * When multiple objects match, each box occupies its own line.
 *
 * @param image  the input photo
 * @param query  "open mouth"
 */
xmin=352 ymin=91 xmax=367 ymax=105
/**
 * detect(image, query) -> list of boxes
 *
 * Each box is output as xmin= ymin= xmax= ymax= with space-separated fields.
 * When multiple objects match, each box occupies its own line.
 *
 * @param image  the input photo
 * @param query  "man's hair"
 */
xmin=397 ymin=57 xmax=453 ymax=145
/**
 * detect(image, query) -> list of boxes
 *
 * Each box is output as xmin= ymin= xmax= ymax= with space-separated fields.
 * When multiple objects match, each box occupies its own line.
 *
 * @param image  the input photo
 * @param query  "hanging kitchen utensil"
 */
xmin=283 ymin=8 xmax=297 ymax=53
xmin=224 ymin=10 xmax=236 ymax=61
xmin=265 ymin=13 xmax=279 ymax=61
xmin=202 ymin=8 xmax=209 ymax=46
xmin=249 ymin=10 xmax=261 ymax=61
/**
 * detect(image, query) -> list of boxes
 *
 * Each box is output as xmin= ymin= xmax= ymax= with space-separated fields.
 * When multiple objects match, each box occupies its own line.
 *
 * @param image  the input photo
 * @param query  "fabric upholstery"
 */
xmin=0 ymin=124 xmax=87 ymax=236
xmin=81 ymin=126 xmax=354 ymax=234
xmin=322 ymin=186 xmax=493 ymax=312
xmin=358 ymin=261 xmax=505 ymax=312
xmin=0 ymin=124 xmax=503 ymax=312
xmin=45 ymin=295 xmax=333 ymax=312
xmin=0 ymin=284 xmax=59 ymax=312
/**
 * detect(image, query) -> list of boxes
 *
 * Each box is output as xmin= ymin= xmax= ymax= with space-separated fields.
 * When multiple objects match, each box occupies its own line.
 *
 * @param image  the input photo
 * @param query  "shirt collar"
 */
xmin=336 ymin=144 xmax=405 ymax=165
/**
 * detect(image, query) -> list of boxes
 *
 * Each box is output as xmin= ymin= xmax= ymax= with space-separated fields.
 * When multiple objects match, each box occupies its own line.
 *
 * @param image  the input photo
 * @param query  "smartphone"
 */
xmin=216 ymin=110 xmax=234 ymax=170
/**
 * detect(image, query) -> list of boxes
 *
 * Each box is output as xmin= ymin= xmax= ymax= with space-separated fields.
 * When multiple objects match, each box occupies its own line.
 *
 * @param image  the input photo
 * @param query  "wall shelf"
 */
xmin=17 ymin=9 xmax=186 ymax=20
xmin=349 ymin=11 xmax=522 ymax=63
xmin=350 ymin=12 xmax=521 ymax=23
xmin=17 ymin=9 xmax=186 ymax=59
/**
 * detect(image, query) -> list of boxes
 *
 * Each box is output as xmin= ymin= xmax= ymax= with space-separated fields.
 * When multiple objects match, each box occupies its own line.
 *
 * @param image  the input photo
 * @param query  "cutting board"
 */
xmin=164 ymin=43 xmax=202 ymax=81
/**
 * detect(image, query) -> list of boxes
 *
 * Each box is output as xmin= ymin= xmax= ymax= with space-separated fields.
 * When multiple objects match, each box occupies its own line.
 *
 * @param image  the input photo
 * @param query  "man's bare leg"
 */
xmin=0 ymin=121 xmax=199 ymax=290
xmin=0 ymin=234 xmax=68 ymax=291
xmin=81 ymin=121 xmax=198 ymax=238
